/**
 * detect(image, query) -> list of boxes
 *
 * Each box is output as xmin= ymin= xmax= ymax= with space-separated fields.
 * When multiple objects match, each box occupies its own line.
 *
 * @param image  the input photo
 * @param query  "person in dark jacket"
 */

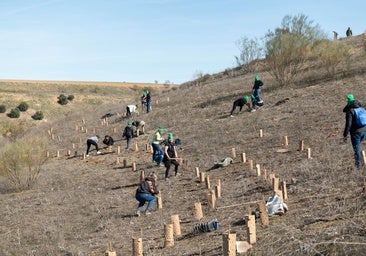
xmin=122 ymin=120 xmax=134 ymax=151
xmin=230 ymin=95 xmax=251 ymax=117
xmin=146 ymin=90 xmax=152 ymax=113
xmin=343 ymin=94 xmax=366 ymax=168
xmin=163 ymin=133 xmax=180 ymax=180
xmin=252 ymin=74 xmax=264 ymax=98
xmin=135 ymin=176 xmax=159 ymax=216
xmin=102 ymin=135 xmax=114 ymax=147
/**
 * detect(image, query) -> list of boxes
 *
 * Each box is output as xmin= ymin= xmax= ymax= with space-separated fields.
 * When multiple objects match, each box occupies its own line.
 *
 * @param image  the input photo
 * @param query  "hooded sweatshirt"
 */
xmin=343 ymin=100 xmax=366 ymax=137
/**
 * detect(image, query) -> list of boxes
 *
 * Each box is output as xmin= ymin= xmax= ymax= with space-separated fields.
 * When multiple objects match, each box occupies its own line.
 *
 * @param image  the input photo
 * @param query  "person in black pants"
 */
xmin=86 ymin=135 xmax=101 ymax=157
xmin=163 ymin=133 xmax=180 ymax=181
xmin=230 ymin=95 xmax=251 ymax=117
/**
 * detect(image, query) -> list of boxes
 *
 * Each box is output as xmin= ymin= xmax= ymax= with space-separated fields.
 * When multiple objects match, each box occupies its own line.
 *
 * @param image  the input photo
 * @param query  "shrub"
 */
xmin=7 ymin=108 xmax=20 ymax=118
xmin=0 ymin=136 xmax=48 ymax=191
xmin=32 ymin=111 xmax=44 ymax=120
xmin=57 ymin=94 xmax=68 ymax=105
xmin=0 ymin=104 xmax=6 ymax=113
xmin=0 ymin=121 xmax=28 ymax=141
xmin=17 ymin=102 xmax=29 ymax=112
xmin=67 ymin=95 xmax=75 ymax=101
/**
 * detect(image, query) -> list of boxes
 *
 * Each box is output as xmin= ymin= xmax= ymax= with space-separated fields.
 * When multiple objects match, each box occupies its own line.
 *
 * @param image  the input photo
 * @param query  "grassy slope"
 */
xmin=0 ymin=34 xmax=365 ymax=255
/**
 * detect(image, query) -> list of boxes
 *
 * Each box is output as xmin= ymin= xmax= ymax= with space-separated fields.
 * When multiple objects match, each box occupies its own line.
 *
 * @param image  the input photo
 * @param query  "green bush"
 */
xmin=32 ymin=111 xmax=44 ymax=120
xmin=8 ymin=108 xmax=20 ymax=118
xmin=57 ymin=94 xmax=68 ymax=105
xmin=0 ymin=104 xmax=6 ymax=113
xmin=17 ymin=102 xmax=29 ymax=112
xmin=67 ymin=95 xmax=75 ymax=101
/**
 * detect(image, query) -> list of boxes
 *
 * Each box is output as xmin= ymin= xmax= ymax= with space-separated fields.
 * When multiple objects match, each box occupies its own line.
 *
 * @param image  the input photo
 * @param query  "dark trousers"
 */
xmin=86 ymin=139 xmax=98 ymax=154
xmin=164 ymin=159 xmax=179 ymax=178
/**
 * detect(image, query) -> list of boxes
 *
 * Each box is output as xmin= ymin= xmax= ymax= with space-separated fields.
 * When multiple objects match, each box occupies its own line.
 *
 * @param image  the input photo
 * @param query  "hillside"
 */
xmin=0 ymin=34 xmax=366 ymax=256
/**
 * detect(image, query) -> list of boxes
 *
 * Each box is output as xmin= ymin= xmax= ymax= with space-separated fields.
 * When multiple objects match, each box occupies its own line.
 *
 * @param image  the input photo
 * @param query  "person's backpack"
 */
xmin=354 ymin=107 xmax=366 ymax=127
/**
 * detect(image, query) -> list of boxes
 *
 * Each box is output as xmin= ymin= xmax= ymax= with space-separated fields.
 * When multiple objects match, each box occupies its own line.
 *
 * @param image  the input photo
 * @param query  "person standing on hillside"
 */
xmin=343 ymin=94 xmax=366 ymax=168
xmin=86 ymin=135 xmax=101 ymax=157
xmin=252 ymin=74 xmax=264 ymax=99
xmin=346 ymin=27 xmax=352 ymax=37
xmin=146 ymin=90 xmax=152 ymax=113
xmin=152 ymin=127 xmax=165 ymax=165
xmin=132 ymin=120 xmax=146 ymax=136
xmin=135 ymin=176 xmax=159 ymax=216
xmin=141 ymin=92 xmax=147 ymax=111
xmin=163 ymin=133 xmax=180 ymax=181
xmin=230 ymin=95 xmax=251 ymax=117
xmin=122 ymin=120 xmax=134 ymax=151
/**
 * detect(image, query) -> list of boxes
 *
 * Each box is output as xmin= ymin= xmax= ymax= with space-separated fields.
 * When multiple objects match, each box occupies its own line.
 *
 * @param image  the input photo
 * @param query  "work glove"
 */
xmin=343 ymin=137 xmax=347 ymax=143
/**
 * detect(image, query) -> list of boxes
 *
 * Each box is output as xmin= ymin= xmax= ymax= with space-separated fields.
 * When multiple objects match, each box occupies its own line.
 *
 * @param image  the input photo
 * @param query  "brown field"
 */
xmin=0 ymin=34 xmax=366 ymax=256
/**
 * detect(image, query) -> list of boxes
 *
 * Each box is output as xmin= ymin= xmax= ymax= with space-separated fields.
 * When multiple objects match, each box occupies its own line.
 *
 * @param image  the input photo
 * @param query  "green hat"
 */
xmin=158 ymin=127 xmax=164 ymax=132
xmin=255 ymin=74 xmax=260 ymax=81
xmin=167 ymin=133 xmax=174 ymax=139
xmin=127 ymin=120 xmax=132 ymax=125
xmin=243 ymin=95 xmax=249 ymax=101
xmin=346 ymin=94 xmax=355 ymax=103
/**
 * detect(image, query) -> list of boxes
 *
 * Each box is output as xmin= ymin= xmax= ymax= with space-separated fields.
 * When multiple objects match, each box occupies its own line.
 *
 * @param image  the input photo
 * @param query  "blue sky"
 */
xmin=0 ymin=0 xmax=364 ymax=84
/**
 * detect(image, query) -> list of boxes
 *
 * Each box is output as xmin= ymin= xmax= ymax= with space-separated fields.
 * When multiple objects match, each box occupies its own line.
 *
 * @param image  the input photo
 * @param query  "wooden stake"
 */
xmin=67 ymin=150 xmax=71 ymax=156
xmin=307 ymin=148 xmax=312 ymax=159
xmin=115 ymin=157 xmax=120 ymax=165
xmin=215 ymin=179 xmax=222 ymax=198
xmin=269 ymin=172 xmax=275 ymax=186
xmin=281 ymin=180 xmax=288 ymax=200
xmin=157 ymin=193 xmax=163 ymax=209
xmin=273 ymin=177 xmax=280 ymax=191
xmin=231 ymin=147 xmax=236 ymax=159
xmin=134 ymin=143 xmax=139 ymax=152
xmin=195 ymin=167 xmax=200 ymax=178
xmin=223 ymin=233 xmax=236 ymax=256
xmin=123 ymin=159 xmax=127 ymax=168
xmin=205 ymin=175 xmax=211 ymax=189
xmin=299 ymin=140 xmax=304 ymax=151
xmin=199 ymin=172 xmax=206 ymax=183
xmin=56 ymin=150 xmax=60 ymax=158
xmin=132 ymin=237 xmax=143 ymax=256
xmin=46 ymin=151 xmax=50 ymax=158
xmin=132 ymin=162 xmax=137 ymax=172
xmin=140 ymin=170 xmax=145 ymax=182
xmin=256 ymin=164 xmax=261 ymax=177
xmin=246 ymin=215 xmax=256 ymax=244
xmin=284 ymin=136 xmax=288 ymax=146
xmin=117 ymin=146 xmax=121 ymax=155
xmin=194 ymin=202 xmax=203 ymax=220
xmin=257 ymin=202 xmax=269 ymax=226
xmin=164 ymin=224 xmax=174 ymax=248
xmin=259 ymin=129 xmax=263 ymax=138
xmin=362 ymin=150 xmax=366 ymax=165
xmin=241 ymin=153 xmax=246 ymax=163
xmin=207 ymin=190 xmax=216 ymax=210
xmin=261 ymin=168 xmax=267 ymax=181
xmin=248 ymin=160 xmax=253 ymax=171
xmin=171 ymin=215 xmax=182 ymax=237
xmin=105 ymin=242 xmax=117 ymax=256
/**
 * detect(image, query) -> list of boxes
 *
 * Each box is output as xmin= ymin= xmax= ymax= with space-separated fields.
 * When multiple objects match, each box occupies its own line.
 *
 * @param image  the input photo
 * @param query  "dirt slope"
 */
xmin=0 ymin=34 xmax=365 ymax=256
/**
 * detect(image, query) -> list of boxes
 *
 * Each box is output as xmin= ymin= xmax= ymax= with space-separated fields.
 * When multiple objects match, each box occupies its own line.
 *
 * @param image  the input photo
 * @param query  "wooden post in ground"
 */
xmin=46 ymin=151 xmax=50 ymax=158
xmin=72 ymin=143 xmax=75 ymax=149
xmin=246 ymin=214 xmax=256 ymax=244
xmin=299 ymin=140 xmax=304 ymax=151
xmin=140 ymin=170 xmax=145 ymax=182
xmin=134 ymin=143 xmax=139 ymax=152
xmin=56 ymin=150 xmax=60 ymax=158
xmin=194 ymin=202 xmax=203 ymax=220
xmin=231 ymin=147 xmax=236 ymax=159
xmin=207 ymin=190 xmax=216 ymax=210
xmin=261 ymin=168 xmax=267 ymax=181
xmin=241 ymin=153 xmax=246 ymax=163
xmin=222 ymin=232 xmax=236 ymax=256
xmin=307 ymin=148 xmax=312 ymax=159
xmin=115 ymin=157 xmax=120 ymax=165
xmin=82 ymin=153 xmax=86 ymax=160
xmin=132 ymin=162 xmax=137 ymax=172
xmin=269 ymin=172 xmax=275 ymax=186
xmin=67 ymin=150 xmax=71 ymax=156
xmin=199 ymin=172 xmax=206 ymax=183
xmin=171 ymin=215 xmax=182 ymax=237
xmin=281 ymin=180 xmax=288 ymax=200
xmin=105 ymin=242 xmax=117 ymax=256
xmin=123 ymin=159 xmax=127 ymax=168
xmin=164 ymin=224 xmax=174 ymax=248
xmin=195 ymin=167 xmax=200 ymax=178
xmin=362 ymin=150 xmax=366 ymax=165
xmin=215 ymin=179 xmax=221 ymax=198
xmin=256 ymin=164 xmax=261 ymax=177
xmin=117 ymin=146 xmax=121 ymax=155
xmin=248 ymin=160 xmax=253 ymax=171
xmin=205 ymin=175 xmax=211 ymax=189
xmin=157 ymin=193 xmax=163 ymax=209
xmin=257 ymin=202 xmax=269 ymax=226
xmin=132 ymin=237 xmax=143 ymax=256
xmin=259 ymin=129 xmax=263 ymax=138
xmin=145 ymin=143 xmax=149 ymax=152
xmin=284 ymin=136 xmax=288 ymax=146
xmin=273 ymin=177 xmax=280 ymax=191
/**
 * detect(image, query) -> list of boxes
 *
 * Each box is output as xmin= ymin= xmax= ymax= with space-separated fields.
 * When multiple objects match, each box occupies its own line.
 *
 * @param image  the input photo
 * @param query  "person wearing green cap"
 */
xmin=230 ymin=95 xmax=251 ymax=117
xmin=252 ymin=74 xmax=263 ymax=99
xmin=152 ymin=127 xmax=165 ymax=165
xmin=343 ymin=93 xmax=366 ymax=168
xmin=122 ymin=120 xmax=134 ymax=151
xmin=163 ymin=133 xmax=180 ymax=180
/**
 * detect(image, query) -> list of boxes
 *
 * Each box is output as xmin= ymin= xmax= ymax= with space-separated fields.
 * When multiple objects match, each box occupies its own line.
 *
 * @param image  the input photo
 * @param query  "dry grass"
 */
xmin=0 ymin=35 xmax=366 ymax=256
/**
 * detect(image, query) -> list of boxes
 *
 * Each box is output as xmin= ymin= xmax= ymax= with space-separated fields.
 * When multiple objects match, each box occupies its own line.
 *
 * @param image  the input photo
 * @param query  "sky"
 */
xmin=0 ymin=0 xmax=365 ymax=84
